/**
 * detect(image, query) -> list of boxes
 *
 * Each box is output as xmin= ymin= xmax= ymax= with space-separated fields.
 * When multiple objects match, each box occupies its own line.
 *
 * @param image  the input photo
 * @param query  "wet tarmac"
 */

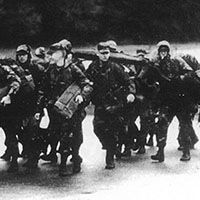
xmin=0 ymin=115 xmax=200 ymax=200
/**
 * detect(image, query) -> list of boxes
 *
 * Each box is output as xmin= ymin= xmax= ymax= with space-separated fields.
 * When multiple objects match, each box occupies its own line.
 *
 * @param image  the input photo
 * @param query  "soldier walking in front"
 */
xmin=86 ymin=42 xmax=136 ymax=169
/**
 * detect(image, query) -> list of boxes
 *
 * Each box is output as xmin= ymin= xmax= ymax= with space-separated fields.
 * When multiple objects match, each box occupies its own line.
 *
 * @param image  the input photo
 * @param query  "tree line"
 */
xmin=0 ymin=0 xmax=200 ymax=46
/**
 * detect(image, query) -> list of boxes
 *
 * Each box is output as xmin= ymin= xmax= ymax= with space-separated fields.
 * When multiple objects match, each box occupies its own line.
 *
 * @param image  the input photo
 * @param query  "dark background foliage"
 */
xmin=0 ymin=0 xmax=200 ymax=47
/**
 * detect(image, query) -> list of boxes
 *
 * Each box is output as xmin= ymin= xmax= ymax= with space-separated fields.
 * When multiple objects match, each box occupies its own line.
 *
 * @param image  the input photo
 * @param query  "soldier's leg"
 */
xmin=137 ymin=116 xmax=148 ymax=154
xmin=124 ymin=120 xmax=140 ymax=154
xmin=116 ymin=124 xmax=126 ymax=159
xmin=4 ymin=125 xmax=19 ymax=173
xmin=177 ymin=110 xmax=198 ymax=150
xmin=146 ymin=113 xmax=157 ymax=147
xmin=59 ymin=124 xmax=72 ymax=176
xmin=18 ymin=123 xmax=30 ymax=158
xmin=40 ymin=110 xmax=59 ymax=163
xmin=177 ymin=109 xmax=196 ymax=161
xmin=151 ymin=107 xmax=173 ymax=162
xmin=71 ymin=121 xmax=83 ymax=173
xmin=136 ymin=103 xmax=150 ymax=154
xmin=22 ymin=116 xmax=41 ymax=169
xmin=93 ymin=110 xmax=117 ymax=169
xmin=188 ymin=105 xmax=199 ymax=148
xmin=123 ymin=105 xmax=140 ymax=155
xmin=105 ymin=117 xmax=121 ymax=170
xmin=40 ymin=132 xmax=59 ymax=163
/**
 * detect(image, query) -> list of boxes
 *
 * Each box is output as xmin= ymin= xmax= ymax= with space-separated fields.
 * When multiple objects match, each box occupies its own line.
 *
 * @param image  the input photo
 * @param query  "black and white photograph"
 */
xmin=0 ymin=0 xmax=200 ymax=200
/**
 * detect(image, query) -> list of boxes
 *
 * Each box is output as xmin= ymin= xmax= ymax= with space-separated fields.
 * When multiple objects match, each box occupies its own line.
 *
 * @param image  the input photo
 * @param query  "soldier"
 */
xmin=0 ymin=57 xmax=35 ymax=162
xmin=105 ymin=40 xmax=141 ymax=158
xmin=40 ymin=39 xmax=87 ymax=164
xmin=149 ymin=40 xmax=196 ymax=162
xmin=33 ymin=46 xmax=49 ymax=70
xmin=0 ymin=63 xmax=21 ymax=172
xmin=86 ymin=42 xmax=136 ymax=169
xmin=177 ymin=53 xmax=200 ymax=150
xmin=37 ymin=42 xmax=90 ymax=176
xmin=15 ymin=44 xmax=45 ymax=168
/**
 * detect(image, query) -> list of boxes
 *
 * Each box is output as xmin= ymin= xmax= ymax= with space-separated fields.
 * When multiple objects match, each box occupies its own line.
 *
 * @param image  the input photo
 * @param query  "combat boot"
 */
xmin=72 ymin=155 xmax=82 ymax=173
xmin=59 ymin=165 xmax=71 ymax=176
xmin=7 ymin=145 xmax=19 ymax=173
xmin=180 ymin=147 xmax=191 ymax=161
xmin=59 ymin=151 xmax=71 ymax=176
xmin=73 ymin=161 xmax=81 ymax=174
xmin=132 ymin=142 xmax=139 ymax=151
xmin=40 ymin=152 xmax=57 ymax=163
xmin=7 ymin=161 xmax=19 ymax=173
xmin=121 ymin=148 xmax=131 ymax=157
xmin=23 ymin=159 xmax=38 ymax=169
xmin=136 ymin=146 xmax=146 ymax=154
xmin=115 ymin=145 xmax=122 ymax=159
xmin=151 ymin=148 xmax=164 ymax=162
xmin=70 ymin=155 xmax=83 ymax=163
xmin=105 ymin=150 xmax=115 ymax=170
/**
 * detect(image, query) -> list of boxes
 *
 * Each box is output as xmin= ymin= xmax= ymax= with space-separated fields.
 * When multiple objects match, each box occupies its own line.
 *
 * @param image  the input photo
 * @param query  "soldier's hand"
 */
xmin=75 ymin=95 xmax=84 ymax=104
xmin=1 ymin=95 xmax=11 ymax=106
xmin=34 ymin=113 xmax=41 ymax=120
xmin=127 ymin=94 xmax=135 ymax=103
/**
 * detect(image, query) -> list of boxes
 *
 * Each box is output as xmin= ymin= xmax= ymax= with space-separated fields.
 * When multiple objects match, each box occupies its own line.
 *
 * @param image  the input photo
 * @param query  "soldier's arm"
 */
xmin=3 ymin=65 xmax=21 ymax=96
xmin=72 ymin=64 xmax=90 ymax=89
xmin=173 ymin=56 xmax=196 ymax=79
xmin=85 ymin=61 xmax=96 ymax=83
xmin=114 ymin=63 xmax=136 ymax=94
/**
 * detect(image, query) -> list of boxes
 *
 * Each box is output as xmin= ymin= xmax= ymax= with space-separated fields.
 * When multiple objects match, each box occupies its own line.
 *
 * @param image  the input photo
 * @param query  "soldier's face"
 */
xmin=98 ymin=51 xmax=110 ymax=62
xmin=17 ymin=54 xmax=28 ymax=63
xmin=159 ymin=50 xmax=168 ymax=60
xmin=50 ymin=50 xmax=65 ymax=66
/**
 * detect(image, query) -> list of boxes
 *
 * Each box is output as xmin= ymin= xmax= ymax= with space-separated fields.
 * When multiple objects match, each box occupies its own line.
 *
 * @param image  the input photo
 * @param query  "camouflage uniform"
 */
xmin=0 ymin=63 xmax=21 ymax=172
xmin=176 ymin=54 xmax=200 ymax=149
xmin=150 ymin=50 xmax=196 ymax=162
xmin=15 ymin=44 xmax=45 ymax=167
xmin=86 ymin=55 xmax=136 ymax=168
xmin=39 ymin=53 xmax=89 ymax=175
xmin=105 ymin=41 xmax=140 ymax=157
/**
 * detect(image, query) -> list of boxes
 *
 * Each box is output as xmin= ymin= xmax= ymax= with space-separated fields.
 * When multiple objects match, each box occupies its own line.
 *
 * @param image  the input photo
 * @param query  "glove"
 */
xmin=127 ymin=94 xmax=135 ymax=103
xmin=34 ymin=113 xmax=41 ymax=120
xmin=75 ymin=95 xmax=84 ymax=104
xmin=1 ymin=95 xmax=11 ymax=106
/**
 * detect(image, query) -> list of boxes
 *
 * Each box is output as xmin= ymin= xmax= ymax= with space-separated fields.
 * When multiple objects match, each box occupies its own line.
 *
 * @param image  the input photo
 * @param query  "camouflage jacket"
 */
xmin=149 ymin=54 xmax=196 ymax=106
xmin=86 ymin=59 xmax=136 ymax=106
xmin=39 ymin=62 xmax=89 ymax=106
xmin=0 ymin=64 xmax=21 ymax=99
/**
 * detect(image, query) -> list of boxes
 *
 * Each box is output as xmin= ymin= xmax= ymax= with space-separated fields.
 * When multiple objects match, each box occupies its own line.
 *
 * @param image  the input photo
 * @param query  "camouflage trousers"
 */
xmin=93 ymin=105 xmax=124 ymax=151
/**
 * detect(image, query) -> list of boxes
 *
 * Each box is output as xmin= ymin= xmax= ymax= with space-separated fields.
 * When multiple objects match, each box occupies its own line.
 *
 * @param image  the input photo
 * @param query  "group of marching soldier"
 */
xmin=0 ymin=38 xmax=200 ymax=176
